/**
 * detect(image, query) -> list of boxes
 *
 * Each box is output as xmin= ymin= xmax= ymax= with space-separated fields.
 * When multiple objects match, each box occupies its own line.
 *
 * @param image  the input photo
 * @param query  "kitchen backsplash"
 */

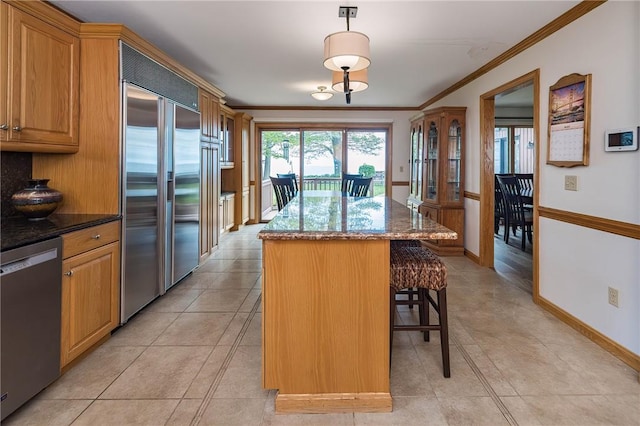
xmin=1 ymin=152 xmax=32 ymax=218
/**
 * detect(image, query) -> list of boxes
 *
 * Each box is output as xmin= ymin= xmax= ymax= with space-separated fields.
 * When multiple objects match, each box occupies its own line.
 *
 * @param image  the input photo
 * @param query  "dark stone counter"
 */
xmin=1 ymin=214 xmax=121 ymax=252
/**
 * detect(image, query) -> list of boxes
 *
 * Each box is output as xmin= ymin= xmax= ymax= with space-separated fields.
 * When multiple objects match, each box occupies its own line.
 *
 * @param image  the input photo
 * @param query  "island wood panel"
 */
xmin=262 ymin=239 xmax=392 ymax=413
xmin=32 ymin=37 xmax=120 ymax=214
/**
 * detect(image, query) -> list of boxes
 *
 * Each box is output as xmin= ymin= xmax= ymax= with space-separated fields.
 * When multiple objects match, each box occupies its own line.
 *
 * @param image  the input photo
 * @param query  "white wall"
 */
xmin=238 ymin=109 xmax=416 ymax=205
xmin=429 ymin=1 xmax=640 ymax=354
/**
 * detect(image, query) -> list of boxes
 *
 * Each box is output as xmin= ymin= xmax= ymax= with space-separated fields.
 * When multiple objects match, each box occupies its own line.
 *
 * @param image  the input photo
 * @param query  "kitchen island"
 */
xmin=258 ymin=191 xmax=457 ymax=413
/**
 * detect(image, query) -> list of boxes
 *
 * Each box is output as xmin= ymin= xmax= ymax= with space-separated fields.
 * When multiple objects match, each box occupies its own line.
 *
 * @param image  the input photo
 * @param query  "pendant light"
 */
xmin=323 ymin=6 xmax=370 ymax=73
xmin=332 ymin=69 xmax=368 ymax=93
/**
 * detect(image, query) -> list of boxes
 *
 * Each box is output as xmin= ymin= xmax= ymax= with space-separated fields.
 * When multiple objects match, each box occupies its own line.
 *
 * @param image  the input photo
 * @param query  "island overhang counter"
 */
xmin=258 ymin=192 xmax=457 ymax=414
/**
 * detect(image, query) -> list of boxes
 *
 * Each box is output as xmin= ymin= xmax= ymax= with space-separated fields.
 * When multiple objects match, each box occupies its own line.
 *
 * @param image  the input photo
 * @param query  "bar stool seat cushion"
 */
xmin=390 ymin=246 xmax=447 ymax=291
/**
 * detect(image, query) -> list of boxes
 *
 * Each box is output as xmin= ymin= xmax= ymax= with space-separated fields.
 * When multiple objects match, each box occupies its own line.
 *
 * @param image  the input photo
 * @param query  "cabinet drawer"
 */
xmin=62 ymin=221 xmax=120 ymax=259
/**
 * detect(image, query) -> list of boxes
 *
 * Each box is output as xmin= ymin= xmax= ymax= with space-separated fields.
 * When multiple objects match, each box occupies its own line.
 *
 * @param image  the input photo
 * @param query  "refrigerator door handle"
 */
xmin=167 ymin=179 xmax=174 ymax=201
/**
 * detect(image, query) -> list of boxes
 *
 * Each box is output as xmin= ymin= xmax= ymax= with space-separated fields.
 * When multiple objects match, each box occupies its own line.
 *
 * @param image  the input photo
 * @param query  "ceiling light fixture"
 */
xmin=323 ymin=6 xmax=370 ymax=73
xmin=311 ymin=86 xmax=333 ymax=101
xmin=332 ymin=68 xmax=368 ymax=93
xmin=323 ymin=6 xmax=370 ymax=105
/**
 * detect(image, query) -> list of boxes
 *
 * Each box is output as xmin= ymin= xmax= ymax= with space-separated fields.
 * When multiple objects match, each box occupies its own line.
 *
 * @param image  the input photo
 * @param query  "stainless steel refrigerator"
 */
xmin=121 ymin=83 xmax=200 ymax=322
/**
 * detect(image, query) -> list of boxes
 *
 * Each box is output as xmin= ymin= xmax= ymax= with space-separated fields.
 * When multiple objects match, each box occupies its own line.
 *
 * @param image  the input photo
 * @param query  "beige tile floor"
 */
xmin=5 ymin=224 xmax=639 ymax=425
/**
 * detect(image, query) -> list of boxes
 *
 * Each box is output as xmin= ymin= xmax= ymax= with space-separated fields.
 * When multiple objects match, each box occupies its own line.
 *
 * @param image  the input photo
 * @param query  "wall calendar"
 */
xmin=547 ymin=73 xmax=591 ymax=167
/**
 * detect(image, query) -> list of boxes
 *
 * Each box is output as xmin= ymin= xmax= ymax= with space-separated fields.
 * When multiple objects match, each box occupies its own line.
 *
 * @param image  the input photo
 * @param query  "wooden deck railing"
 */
xmin=263 ymin=177 xmax=383 ymax=211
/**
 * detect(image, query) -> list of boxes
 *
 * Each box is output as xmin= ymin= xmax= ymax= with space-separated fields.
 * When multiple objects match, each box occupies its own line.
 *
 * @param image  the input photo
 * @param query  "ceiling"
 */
xmin=49 ymin=1 xmax=580 ymax=109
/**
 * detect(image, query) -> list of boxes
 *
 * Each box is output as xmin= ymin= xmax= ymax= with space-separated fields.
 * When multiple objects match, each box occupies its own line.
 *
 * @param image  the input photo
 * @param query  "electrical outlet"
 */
xmin=608 ymin=287 xmax=619 ymax=307
xmin=564 ymin=175 xmax=578 ymax=191
xmin=399 ymin=166 xmax=404 ymax=173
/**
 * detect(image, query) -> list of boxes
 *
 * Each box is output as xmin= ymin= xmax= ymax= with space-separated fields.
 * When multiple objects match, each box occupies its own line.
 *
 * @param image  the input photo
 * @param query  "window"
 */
xmin=494 ymin=126 xmax=535 ymax=174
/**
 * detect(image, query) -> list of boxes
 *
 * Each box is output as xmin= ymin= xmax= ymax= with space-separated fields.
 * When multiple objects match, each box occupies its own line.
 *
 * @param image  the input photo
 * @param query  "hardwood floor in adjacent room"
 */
xmin=494 ymin=224 xmax=533 ymax=294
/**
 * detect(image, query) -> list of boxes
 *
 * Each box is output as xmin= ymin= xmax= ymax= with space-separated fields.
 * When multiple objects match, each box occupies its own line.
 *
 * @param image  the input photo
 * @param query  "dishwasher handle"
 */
xmin=0 ymin=248 xmax=58 ymax=277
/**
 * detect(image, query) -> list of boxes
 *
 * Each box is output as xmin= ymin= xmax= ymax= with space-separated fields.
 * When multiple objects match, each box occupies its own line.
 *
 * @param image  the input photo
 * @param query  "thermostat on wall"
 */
xmin=604 ymin=127 xmax=638 ymax=152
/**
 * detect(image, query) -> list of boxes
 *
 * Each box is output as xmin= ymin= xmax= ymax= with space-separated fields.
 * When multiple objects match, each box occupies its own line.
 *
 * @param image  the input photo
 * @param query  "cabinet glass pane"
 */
xmin=425 ymin=121 xmax=438 ymax=201
xmin=447 ymin=119 xmax=462 ymax=201
xmin=226 ymin=117 xmax=234 ymax=163
xmin=410 ymin=125 xmax=423 ymax=199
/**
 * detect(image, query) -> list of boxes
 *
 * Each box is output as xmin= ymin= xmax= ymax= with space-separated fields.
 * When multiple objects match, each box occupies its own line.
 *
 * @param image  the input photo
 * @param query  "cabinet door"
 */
xmin=225 ymin=115 xmax=235 ymax=164
xmin=61 ymin=242 xmax=119 ymax=367
xmin=0 ymin=3 xmax=7 ymax=138
xmin=226 ymin=195 xmax=235 ymax=230
xmin=445 ymin=117 xmax=464 ymax=204
xmin=242 ymin=190 xmax=250 ymax=224
xmin=424 ymin=119 xmax=439 ymax=202
xmin=409 ymin=121 xmax=423 ymax=200
xmin=3 ymin=6 xmax=79 ymax=151
xmin=219 ymin=197 xmax=225 ymax=234
xmin=200 ymin=91 xmax=212 ymax=142
xmin=200 ymin=144 xmax=211 ymax=259
xmin=210 ymin=144 xmax=220 ymax=248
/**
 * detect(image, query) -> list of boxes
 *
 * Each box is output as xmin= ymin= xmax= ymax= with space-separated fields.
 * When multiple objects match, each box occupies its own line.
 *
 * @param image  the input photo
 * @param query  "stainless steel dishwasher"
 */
xmin=1 ymin=237 xmax=62 ymax=421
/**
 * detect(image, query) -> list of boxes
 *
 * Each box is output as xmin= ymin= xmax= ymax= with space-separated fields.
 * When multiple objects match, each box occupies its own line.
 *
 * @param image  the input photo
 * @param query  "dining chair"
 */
xmin=270 ymin=176 xmax=297 ymax=211
xmin=349 ymin=177 xmax=372 ymax=197
xmin=494 ymin=178 xmax=508 ymax=238
xmin=515 ymin=173 xmax=534 ymax=209
xmin=277 ymin=173 xmax=299 ymax=194
xmin=341 ymin=173 xmax=363 ymax=195
xmin=497 ymin=175 xmax=533 ymax=251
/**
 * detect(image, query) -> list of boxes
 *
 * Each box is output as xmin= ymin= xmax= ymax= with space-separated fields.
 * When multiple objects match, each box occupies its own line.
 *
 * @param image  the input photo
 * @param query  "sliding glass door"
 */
xmin=260 ymin=126 xmax=388 ymax=221
xmin=347 ymin=130 xmax=386 ymax=196
xmin=301 ymin=130 xmax=343 ymax=190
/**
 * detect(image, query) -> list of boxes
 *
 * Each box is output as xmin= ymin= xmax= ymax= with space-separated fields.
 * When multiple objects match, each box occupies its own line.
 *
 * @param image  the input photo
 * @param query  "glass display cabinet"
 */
xmin=407 ymin=107 xmax=466 ymax=255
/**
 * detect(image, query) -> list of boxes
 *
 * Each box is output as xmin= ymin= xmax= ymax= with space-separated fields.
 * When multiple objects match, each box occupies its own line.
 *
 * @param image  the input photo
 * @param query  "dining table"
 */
xmin=257 ymin=191 xmax=457 ymax=414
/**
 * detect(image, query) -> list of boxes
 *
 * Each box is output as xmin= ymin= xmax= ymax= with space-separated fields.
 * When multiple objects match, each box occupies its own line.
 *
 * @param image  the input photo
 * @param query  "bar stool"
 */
xmin=389 ymin=245 xmax=450 ymax=377
xmin=390 ymin=240 xmax=421 ymax=308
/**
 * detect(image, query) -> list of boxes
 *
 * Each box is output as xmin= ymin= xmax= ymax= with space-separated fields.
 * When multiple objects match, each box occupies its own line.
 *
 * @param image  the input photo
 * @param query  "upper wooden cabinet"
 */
xmin=220 ymin=105 xmax=235 ymax=168
xmin=0 ymin=2 xmax=80 ymax=153
xmin=200 ymin=89 xmax=220 ymax=142
xmin=408 ymin=107 xmax=466 ymax=255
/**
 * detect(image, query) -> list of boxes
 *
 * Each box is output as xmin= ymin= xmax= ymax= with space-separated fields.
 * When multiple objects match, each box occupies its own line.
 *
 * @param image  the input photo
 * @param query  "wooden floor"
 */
xmin=493 ymin=224 xmax=533 ymax=294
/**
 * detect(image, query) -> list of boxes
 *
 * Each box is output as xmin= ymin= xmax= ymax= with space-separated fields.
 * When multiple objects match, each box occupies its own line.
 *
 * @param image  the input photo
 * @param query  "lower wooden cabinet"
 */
xmin=60 ymin=221 xmax=120 ymax=367
xmin=418 ymin=204 xmax=464 ymax=255
xmin=242 ymin=189 xmax=250 ymax=224
xmin=220 ymin=193 xmax=235 ymax=234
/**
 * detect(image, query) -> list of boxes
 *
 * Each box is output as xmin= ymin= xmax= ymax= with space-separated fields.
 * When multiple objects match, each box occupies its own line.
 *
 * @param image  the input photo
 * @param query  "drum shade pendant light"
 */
xmin=323 ymin=6 xmax=370 ymax=73
xmin=332 ymin=69 xmax=368 ymax=93
xmin=311 ymin=86 xmax=333 ymax=101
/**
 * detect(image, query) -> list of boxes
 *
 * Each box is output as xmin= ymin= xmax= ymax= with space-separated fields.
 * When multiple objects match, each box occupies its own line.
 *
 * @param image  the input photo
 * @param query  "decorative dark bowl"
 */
xmin=11 ymin=179 xmax=63 ymax=220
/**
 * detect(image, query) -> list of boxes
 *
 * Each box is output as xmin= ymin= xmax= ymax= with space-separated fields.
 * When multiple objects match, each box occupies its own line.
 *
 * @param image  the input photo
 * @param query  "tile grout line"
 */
xmin=453 ymin=336 xmax=519 ymax=426
xmin=189 ymin=293 xmax=262 ymax=426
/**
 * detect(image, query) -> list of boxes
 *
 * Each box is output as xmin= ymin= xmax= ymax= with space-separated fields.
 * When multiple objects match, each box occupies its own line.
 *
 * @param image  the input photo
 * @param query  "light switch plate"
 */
xmin=564 ymin=175 xmax=578 ymax=191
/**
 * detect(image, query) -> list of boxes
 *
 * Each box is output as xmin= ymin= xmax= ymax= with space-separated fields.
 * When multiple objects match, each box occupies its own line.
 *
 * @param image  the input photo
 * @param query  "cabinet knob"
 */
xmin=0 ymin=124 xmax=8 ymax=130
xmin=91 ymin=234 xmax=101 ymax=240
xmin=65 ymin=270 xmax=74 ymax=277
xmin=12 ymin=126 xmax=22 ymax=132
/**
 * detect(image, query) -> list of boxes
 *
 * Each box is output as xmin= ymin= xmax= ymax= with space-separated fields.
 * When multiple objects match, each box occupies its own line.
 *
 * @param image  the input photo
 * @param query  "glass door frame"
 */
xmin=256 ymin=122 xmax=392 ymax=222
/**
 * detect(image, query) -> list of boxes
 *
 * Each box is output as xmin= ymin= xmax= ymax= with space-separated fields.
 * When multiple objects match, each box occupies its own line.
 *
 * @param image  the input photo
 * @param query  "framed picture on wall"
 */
xmin=547 ymin=73 xmax=592 ymax=167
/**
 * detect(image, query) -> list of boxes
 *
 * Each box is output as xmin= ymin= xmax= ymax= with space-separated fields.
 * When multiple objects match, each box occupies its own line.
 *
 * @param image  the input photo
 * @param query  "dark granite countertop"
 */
xmin=1 ymin=214 xmax=121 ymax=252
xmin=258 ymin=191 xmax=457 ymax=241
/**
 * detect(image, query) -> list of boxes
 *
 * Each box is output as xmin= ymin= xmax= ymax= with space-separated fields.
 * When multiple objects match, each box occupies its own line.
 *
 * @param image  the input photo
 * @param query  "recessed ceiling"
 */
xmin=50 ymin=1 xmax=580 ymax=108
